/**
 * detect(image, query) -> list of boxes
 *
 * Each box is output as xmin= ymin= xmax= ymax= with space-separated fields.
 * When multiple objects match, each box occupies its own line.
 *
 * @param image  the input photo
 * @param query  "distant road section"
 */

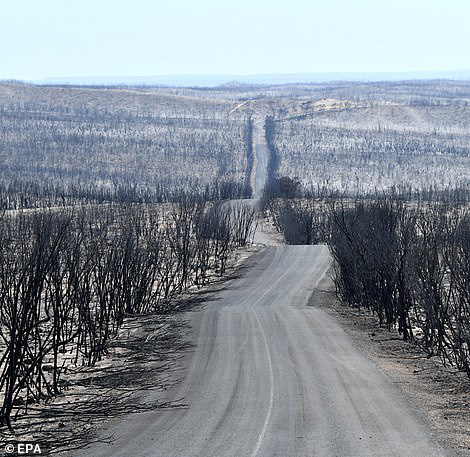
xmin=76 ymin=245 xmax=447 ymax=457
xmin=253 ymin=121 xmax=269 ymax=199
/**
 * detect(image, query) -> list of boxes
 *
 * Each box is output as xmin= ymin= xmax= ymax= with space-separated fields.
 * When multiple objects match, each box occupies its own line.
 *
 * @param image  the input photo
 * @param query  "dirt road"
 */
xmin=253 ymin=121 xmax=269 ymax=200
xmin=75 ymin=245 xmax=447 ymax=457
xmin=73 ymin=122 xmax=449 ymax=457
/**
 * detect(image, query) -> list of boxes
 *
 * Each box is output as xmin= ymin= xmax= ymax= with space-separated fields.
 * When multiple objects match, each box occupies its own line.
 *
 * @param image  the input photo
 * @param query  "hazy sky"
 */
xmin=1 ymin=0 xmax=469 ymax=79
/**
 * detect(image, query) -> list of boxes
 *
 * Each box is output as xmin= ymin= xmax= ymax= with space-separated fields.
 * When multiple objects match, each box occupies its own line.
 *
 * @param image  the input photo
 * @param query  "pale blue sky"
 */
xmin=1 ymin=0 xmax=469 ymax=80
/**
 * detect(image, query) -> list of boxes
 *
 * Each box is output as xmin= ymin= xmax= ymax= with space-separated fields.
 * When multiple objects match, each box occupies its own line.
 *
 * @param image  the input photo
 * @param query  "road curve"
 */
xmin=75 ymin=245 xmax=447 ymax=457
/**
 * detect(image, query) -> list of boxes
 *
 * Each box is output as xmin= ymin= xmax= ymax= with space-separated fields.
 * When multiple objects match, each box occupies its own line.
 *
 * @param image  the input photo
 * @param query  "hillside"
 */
xmin=0 ymin=82 xmax=252 ymax=207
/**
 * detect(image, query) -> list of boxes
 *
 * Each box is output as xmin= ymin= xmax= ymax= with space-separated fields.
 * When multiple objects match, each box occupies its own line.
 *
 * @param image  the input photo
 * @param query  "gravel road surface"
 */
xmin=76 ymin=245 xmax=447 ymax=457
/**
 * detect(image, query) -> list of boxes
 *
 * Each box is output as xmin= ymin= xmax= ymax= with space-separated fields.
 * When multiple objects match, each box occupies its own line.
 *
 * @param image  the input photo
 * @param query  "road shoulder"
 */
xmin=1 ymin=243 xmax=265 ymax=456
xmin=309 ymin=273 xmax=470 ymax=457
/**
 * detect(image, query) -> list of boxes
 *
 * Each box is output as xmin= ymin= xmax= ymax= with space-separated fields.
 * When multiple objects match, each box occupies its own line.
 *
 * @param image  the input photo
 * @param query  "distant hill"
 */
xmin=35 ymin=70 xmax=470 ymax=87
